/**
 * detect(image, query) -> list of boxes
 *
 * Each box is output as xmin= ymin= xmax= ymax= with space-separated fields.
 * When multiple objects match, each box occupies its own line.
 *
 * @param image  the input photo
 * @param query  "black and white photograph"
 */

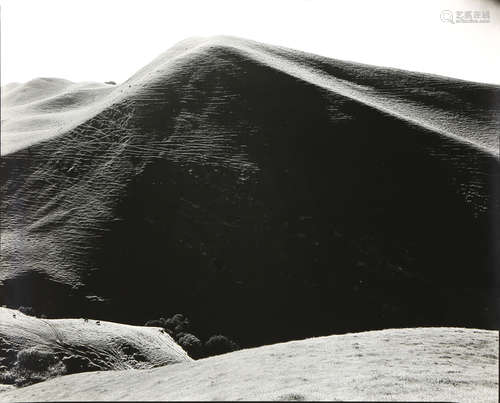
xmin=0 ymin=0 xmax=499 ymax=401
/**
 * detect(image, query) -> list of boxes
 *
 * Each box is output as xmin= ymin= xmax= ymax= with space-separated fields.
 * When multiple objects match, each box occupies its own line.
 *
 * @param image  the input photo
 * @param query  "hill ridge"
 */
xmin=2 ymin=36 xmax=498 ymax=156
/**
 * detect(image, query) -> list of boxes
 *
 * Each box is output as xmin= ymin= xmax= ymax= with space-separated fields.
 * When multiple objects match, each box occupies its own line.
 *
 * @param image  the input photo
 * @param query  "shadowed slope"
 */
xmin=1 ymin=36 xmax=499 ymax=347
xmin=1 ymin=327 xmax=497 ymax=401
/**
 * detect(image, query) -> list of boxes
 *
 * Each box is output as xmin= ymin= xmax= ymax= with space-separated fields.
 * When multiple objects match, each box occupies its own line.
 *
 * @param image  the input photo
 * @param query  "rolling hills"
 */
xmin=1 ymin=36 xmax=499 ymax=347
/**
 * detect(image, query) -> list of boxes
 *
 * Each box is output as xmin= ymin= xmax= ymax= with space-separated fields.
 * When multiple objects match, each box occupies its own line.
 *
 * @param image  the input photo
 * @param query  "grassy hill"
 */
xmin=1 ymin=36 xmax=499 ymax=347
xmin=1 ymin=327 xmax=497 ymax=401
xmin=0 ymin=307 xmax=190 ymax=388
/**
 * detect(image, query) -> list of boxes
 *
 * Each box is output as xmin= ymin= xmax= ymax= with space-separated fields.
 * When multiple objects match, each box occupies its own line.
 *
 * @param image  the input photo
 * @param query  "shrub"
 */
xmin=204 ymin=335 xmax=239 ymax=357
xmin=146 ymin=314 xmax=190 ymax=334
xmin=62 ymin=355 xmax=93 ymax=374
xmin=171 ymin=314 xmax=190 ymax=330
xmin=12 ymin=348 xmax=66 ymax=386
xmin=15 ymin=361 xmax=66 ymax=387
xmin=144 ymin=313 xmax=240 ymax=358
xmin=171 ymin=313 xmax=185 ymax=323
xmin=1 ymin=348 xmax=18 ymax=366
xmin=144 ymin=319 xmax=164 ymax=327
xmin=0 ymin=367 xmax=16 ymax=385
xmin=163 ymin=318 xmax=176 ymax=331
xmin=174 ymin=331 xmax=187 ymax=341
xmin=18 ymin=306 xmax=34 ymax=316
xmin=174 ymin=323 xmax=187 ymax=334
xmin=177 ymin=333 xmax=203 ymax=359
xmin=159 ymin=314 xmax=191 ymax=334
xmin=17 ymin=348 xmax=55 ymax=372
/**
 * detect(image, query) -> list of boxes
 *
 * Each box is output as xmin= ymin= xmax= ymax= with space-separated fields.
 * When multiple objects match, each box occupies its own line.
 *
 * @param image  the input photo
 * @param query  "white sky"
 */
xmin=1 ymin=0 xmax=499 ymax=85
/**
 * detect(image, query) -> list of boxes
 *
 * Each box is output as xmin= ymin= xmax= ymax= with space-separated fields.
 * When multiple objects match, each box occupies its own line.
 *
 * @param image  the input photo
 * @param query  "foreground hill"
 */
xmin=0 ymin=327 xmax=497 ymax=401
xmin=0 ymin=308 xmax=190 ymax=388
xmin=1 ymin=36 xmax=499 ymax=346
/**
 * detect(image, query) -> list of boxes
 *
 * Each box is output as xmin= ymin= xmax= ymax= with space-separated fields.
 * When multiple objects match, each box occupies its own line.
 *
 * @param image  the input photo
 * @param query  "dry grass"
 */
xmin=1 ymin=327 xmax=497 ymax=401
xmin=0 ymin=307 xmax=191 ymax=388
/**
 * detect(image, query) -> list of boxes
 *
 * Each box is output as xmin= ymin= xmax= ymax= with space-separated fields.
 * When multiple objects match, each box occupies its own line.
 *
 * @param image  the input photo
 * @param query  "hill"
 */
xmin=1 ymin=78 xmax=114 ymax=155
xmin=1 ymin=36 xmax=499 ymax=347
xmin=0 ymin=307 xmax=190 ymax=389
xmin=0 ymin=327 xmax=497 ymax=401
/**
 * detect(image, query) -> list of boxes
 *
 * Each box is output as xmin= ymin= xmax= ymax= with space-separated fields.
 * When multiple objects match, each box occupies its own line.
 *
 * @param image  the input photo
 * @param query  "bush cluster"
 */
xmin=145 ymin=313 xmax=239 ymax=359
xmin=10 ymin=305 xmax=46 ymax=318
xmin=17 ymin=306 xmax=35 ymax=317
xmin=0 ymin=347 xmax=66 ymax=387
